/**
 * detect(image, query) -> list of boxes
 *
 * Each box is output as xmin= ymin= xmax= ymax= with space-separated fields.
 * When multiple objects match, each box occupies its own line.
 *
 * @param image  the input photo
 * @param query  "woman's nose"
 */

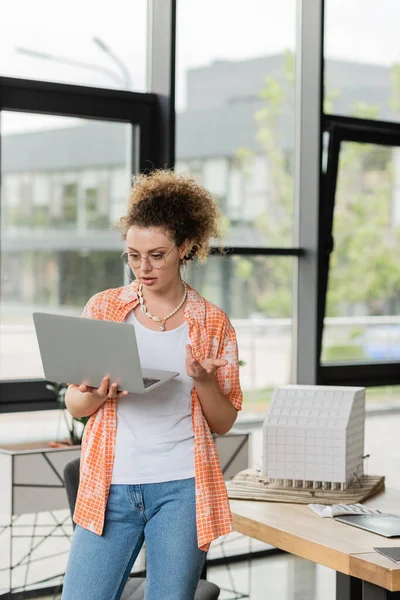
xmin=140 ymin=257 xmax=153 ymax=272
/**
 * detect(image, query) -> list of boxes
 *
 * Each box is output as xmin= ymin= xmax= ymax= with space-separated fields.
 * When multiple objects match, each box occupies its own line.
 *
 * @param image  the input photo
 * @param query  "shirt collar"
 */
xmin=114 ymin=280 xmax=206 ymax=324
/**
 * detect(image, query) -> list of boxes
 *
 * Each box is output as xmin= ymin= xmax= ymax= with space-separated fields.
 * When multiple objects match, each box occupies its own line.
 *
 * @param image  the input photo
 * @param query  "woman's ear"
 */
xmin=179 ymin=240 xmax=191 ymax=260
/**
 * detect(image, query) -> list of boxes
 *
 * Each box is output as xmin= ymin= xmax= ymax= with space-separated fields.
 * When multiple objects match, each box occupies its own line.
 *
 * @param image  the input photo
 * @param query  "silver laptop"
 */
xmin=33 ymin=312 xmax=179 ymax=394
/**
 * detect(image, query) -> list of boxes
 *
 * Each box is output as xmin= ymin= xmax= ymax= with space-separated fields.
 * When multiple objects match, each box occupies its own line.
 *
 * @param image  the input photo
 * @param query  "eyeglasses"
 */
xmin=121 ymin=245 xmax=177 ymax=270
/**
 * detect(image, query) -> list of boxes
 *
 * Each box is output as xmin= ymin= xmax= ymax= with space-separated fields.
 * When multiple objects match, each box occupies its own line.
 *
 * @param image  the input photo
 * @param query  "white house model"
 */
xmin=262 ymin=385 xmax=365 ymax=490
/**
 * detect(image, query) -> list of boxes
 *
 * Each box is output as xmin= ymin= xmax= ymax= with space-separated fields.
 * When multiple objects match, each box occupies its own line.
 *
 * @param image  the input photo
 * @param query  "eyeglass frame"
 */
xmin=121 ymin=244 xmax=177 ymax=270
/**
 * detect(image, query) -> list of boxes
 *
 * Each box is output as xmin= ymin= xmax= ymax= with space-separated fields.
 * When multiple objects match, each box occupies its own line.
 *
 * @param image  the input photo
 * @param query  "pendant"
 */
xmin=160 ymin=323 xmax=165 ymax=331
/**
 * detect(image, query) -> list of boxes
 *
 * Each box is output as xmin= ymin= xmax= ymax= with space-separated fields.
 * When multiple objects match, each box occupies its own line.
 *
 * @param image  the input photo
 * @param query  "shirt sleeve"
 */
xmin=216 ymin=319 xmax=243 ymax=411
xmin=81 ymin=294 xmax=101 ymax=319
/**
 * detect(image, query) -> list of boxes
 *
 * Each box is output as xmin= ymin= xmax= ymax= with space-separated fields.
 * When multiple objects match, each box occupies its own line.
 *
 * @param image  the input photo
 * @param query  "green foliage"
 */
xmin=324 ymin=86 xmax=340 ymax=114
xmin=326 ymin=141 xmax=400 ymax=316
xmin=219 ymin=214 xmax=232 ymax=239
xmin=390 ymin=63 xmax=400 ymax=113
xmin=351 ymin=102 xmax=380 ymax=120
xmin=243 ymin=384 xmax=400 ymax=412
xmin=231 ymin=50 xmax=400 ymax=319
xmin=323 ymin=344 xmax=367 ymax=362
xmin=235 ymin=257 xmax=254 ymax=279
xmin=233 ymin=147 xmax=255 ymax=179
xmin=233 ymin=255 xmax=292 ymax=317
xmin=283 ymin=48 xmax=295 ymax=87
xmin=242 ymin=386 xmax=273 ymax=410
xmin=46 ymin=382 xmax=89 ymax=446
xmin=229 ymin=50 xmax=295 ymax=317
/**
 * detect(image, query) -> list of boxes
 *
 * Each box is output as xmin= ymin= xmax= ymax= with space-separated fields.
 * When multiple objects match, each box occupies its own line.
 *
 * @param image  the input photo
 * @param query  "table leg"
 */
xmin=336 ymin=573 xmax=362 ymax=600
xmin=363 ymin=581 xmax=400 ymax=599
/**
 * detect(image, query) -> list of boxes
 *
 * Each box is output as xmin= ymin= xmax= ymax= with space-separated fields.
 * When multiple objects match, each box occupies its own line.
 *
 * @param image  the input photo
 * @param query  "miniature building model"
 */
xmin=263 ymin=385 xmax=365 ymax=490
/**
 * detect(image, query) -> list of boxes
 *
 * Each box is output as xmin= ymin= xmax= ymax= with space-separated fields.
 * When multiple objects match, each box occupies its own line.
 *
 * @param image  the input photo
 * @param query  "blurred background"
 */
xmin=1 ymin=1 xmax=400 ymax=598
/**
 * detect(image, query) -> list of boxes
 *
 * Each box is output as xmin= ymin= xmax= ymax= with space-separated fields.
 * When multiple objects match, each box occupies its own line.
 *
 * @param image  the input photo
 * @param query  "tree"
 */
xmin=231 ymin=50 xmax=294 ymax=317
xmin=231 ymin=51 xmax=400 ymax=318
xmin=326 ymin=103 xmax=400 ymax=316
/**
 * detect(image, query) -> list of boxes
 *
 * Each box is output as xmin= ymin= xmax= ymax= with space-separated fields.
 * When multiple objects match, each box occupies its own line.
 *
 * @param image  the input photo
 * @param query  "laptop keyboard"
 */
xmin=143 ymin=377 xmax=160 ymax=388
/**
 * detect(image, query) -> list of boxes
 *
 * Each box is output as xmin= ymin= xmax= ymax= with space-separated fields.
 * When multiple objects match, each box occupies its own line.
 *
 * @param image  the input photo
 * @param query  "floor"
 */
xmin=210 ymin=555 xmax=336 ymax=600
xmin=33 ymin=558 xmax=336 ymax=600
xmin=3 ymin=409 xmax=400 ymax=600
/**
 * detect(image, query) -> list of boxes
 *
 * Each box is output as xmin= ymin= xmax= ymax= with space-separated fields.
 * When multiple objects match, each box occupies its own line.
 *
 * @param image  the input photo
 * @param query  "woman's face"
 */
xmin=125 ymin=226 xmax=188 ymax=290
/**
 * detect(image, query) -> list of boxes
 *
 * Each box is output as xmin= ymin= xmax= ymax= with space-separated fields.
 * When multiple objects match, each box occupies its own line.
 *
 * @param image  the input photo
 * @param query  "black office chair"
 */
xmin=63 ymin=458 xmax=220 ymax=600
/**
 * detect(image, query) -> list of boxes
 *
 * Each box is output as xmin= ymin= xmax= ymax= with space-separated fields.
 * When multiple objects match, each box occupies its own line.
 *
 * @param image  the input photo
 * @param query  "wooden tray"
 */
xmin=226 ymin=469 xmax=385 ymax=504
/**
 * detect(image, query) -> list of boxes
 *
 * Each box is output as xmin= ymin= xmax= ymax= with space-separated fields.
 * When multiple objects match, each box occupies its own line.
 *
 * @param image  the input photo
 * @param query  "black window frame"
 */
xmin=317 ymin=115 xmax=400 ymax=387
xmin=0 ymin=76 xmax=162 ymax=413
xmin=316 ymin=0 xmax=400 ymax=389
xmin=0 ymin=0 xmax=305 ymax=413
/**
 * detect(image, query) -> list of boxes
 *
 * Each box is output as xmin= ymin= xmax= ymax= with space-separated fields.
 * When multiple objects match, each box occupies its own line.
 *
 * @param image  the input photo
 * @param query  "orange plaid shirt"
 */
xmin=73 ymin=281 xmax=243 ymax=551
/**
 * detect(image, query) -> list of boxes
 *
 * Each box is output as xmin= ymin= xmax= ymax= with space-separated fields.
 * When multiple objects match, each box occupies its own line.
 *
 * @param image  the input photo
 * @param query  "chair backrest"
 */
xmin=63 ymin=456 xmax=81 ymax=527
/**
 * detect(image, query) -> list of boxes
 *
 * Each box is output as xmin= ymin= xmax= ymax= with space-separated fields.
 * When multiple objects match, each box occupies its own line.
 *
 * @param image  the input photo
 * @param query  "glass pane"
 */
xmin=324 ymin=0 xmax=400 ymax=121
xmin=1 ymin=112 xmax=134 ymax=380
xmin=322 ymin=142 xmax=400 ymax=364
xmin=186 ymin=255 xmax=294 ymax=414
xmin=0 ymin=0 xmax=147 ymax=92
xmin=366 ymin=386 xmax=400 ymax=411
xmin=176 ymin=0 xmax=296 ymax=247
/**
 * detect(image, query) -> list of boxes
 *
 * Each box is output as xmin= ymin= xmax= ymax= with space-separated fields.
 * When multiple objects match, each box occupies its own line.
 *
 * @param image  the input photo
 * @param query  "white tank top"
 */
xmin=111 ymin=310 xmax=195 ymax=484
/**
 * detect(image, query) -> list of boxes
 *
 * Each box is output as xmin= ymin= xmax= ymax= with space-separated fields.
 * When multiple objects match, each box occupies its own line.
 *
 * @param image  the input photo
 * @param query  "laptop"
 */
xmin=335 ymin=514 xmax=400 ymax=538
xmin=33 ymin=312 xmax=179 ymax=394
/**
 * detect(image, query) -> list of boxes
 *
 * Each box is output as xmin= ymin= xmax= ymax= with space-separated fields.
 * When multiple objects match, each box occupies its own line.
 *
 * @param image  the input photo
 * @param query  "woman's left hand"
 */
xmin=186 ymin=344 xmax=228 ymax=381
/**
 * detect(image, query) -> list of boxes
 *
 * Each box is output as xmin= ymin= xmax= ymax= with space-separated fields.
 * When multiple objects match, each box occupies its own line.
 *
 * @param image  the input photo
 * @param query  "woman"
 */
xmin=62 ymin=170 xmax=243 ymax=600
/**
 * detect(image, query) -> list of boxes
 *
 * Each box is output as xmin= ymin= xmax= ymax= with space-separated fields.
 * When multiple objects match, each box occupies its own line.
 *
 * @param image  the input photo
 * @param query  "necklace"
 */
xmin=137 ymin=281 xmax=187 ymax=331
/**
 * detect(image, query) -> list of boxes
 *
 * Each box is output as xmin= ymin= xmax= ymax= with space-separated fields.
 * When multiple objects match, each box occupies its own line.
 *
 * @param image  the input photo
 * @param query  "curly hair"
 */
xmin=118 ymin=170 xmax=222 ymax=262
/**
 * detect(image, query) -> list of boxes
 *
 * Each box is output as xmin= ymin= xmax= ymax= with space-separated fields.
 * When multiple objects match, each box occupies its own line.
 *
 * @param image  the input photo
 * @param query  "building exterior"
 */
xmin=1 ymin=54 xmax=398 ymax=317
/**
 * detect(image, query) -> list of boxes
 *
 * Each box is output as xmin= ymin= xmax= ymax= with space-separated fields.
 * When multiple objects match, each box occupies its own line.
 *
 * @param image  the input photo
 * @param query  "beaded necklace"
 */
xmin=137 ymin=281 xmax=187 ymax=331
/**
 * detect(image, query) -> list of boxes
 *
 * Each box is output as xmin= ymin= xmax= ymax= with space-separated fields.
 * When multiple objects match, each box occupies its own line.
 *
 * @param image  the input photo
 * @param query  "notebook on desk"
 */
xmin=335 ymin=514 xmax=400 ymax=538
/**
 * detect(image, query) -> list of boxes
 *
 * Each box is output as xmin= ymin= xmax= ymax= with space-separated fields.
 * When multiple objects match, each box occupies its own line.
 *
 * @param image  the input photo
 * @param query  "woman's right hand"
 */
xmin=66 ymin=377 xmax=128 ymax=419
xmin=74 ymin=376 xmax=128 ymax=399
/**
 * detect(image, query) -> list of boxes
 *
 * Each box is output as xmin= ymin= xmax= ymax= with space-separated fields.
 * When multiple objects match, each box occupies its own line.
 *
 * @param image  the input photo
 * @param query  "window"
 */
xmin=175 ymin=1 xmax=299 ymax=416
xmin=320 ymin=2 xmax=400 ymax=400
xmin=324 ymin=0 xmax=400 ymax=122
xmin=176 ymin=0 xmax=296 ymax=247
xmin=322 ymin=142 xmax=400 ymax=365
xmin=186 ymin=255 xmax=293 ymax=413
xmin=0 ymin=112 xmax=133 ymax=381
xmin=0 ymin=0 xmax=147 ymax=92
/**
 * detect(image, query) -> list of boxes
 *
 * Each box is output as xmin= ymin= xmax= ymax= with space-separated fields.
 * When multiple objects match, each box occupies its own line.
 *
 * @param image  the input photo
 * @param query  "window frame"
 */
xmin=317 ymin=114 xmax=400 ymax=387
xmin=0 ymin=77 xmax=160 ymax=412
xmin=1 ymin=0 xmax=306 ymax=413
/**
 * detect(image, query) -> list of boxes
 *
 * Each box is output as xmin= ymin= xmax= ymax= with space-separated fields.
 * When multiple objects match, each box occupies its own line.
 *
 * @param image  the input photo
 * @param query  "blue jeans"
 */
xmin=62 ymin=478 xmax=206 ymax=600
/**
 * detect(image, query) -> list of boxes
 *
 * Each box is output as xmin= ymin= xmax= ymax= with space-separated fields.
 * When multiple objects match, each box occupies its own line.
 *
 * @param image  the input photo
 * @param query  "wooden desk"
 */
xmin=231 ymin=489 xmax=400 ymax=600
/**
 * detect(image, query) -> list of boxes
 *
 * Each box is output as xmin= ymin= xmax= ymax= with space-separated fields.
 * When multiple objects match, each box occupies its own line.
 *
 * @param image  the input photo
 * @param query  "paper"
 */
xmin=308 ymin=503 xmax=383 ymax=518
